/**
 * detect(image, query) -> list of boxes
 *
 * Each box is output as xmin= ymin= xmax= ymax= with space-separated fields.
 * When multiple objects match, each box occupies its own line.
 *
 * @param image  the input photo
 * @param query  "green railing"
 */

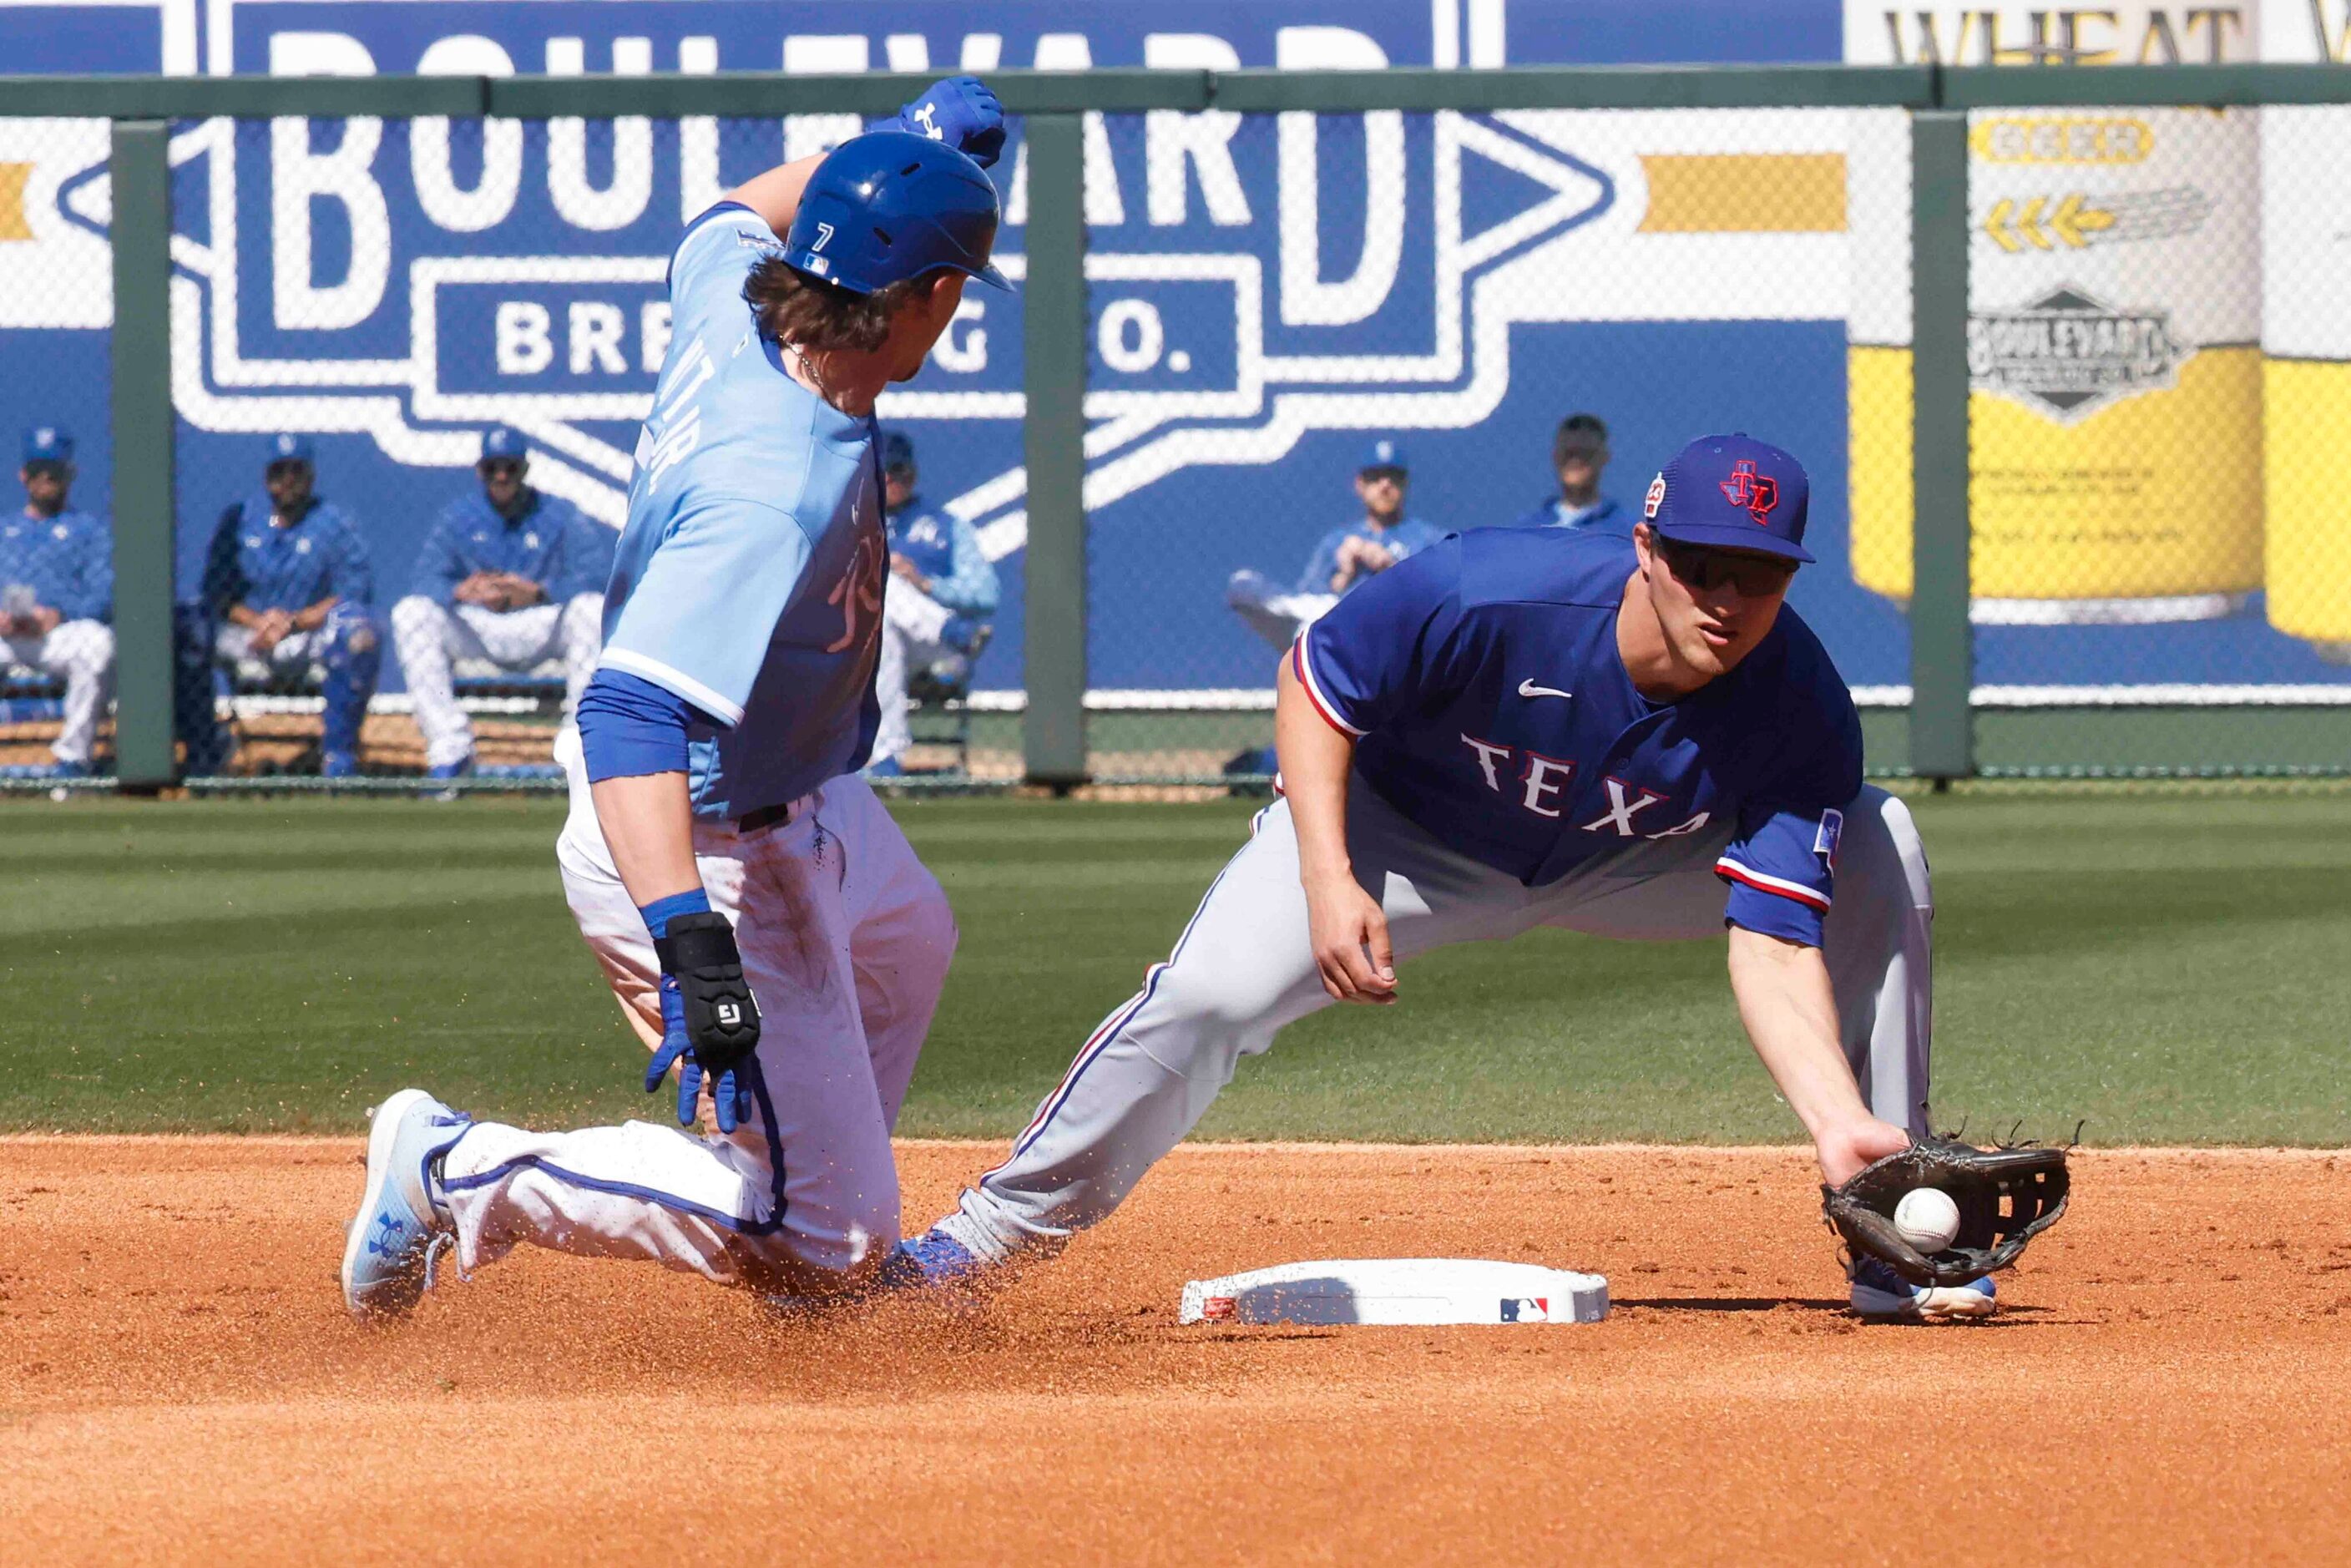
xmin=13 ymin=62 xmax=2351 ymax=790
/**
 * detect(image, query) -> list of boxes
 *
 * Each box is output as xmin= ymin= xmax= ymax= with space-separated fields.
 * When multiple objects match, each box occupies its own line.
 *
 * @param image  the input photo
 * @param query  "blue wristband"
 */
xmin=638 ymin=888 xmax=713 ymax=940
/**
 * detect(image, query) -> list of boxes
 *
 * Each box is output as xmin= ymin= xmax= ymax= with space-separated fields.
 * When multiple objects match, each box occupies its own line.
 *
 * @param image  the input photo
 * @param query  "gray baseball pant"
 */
xmin=937 ymin=777 xmax=1932 ymax=1263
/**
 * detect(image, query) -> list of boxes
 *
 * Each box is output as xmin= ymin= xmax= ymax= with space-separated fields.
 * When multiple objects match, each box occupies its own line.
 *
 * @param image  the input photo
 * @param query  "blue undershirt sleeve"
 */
xmin=576 ymin=667 xmax=715 ymax=783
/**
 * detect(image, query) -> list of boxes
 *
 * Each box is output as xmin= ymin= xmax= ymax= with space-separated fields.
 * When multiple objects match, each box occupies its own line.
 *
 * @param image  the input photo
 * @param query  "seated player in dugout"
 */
xmin=181 ymin=435 xmax=382 ymax=777
xmin=0 ymin=425 xmax=113 ymax=779
xmin=1510 ymin=412 xmax=1632 ymax=536
xmin=391 ymin=426 xmax=618 ymax=787
xmin=1226 ymin=438 xmax=1445 ymax=651
xmin=865 ymin=429 xmax=996 ymax=778
xmin=913 ymin=433 xmax=1995 ymax=1324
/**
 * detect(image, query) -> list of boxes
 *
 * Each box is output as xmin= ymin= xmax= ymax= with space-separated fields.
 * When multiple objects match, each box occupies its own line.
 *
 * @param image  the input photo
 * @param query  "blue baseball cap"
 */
xmin=881 ymin=430 xmax=917 ymax=473
xmin=21 ymin=426 xmax=72 ymax=466
xmin=1359 ymin=438 xmax=1408 ymax=474
xmin=266 ymin=432 xmax=315 ymax=468
xmin=481 ymin=425 xmax=528 ymax=463
xmin=1641 ymin=432 xmax=1813 ymax=564
xmin=781 ymin=130 xmax=1011 ymax=296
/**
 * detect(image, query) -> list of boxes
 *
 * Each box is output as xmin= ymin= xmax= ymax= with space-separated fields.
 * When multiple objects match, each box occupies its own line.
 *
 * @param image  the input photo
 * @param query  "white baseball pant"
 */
xmin=1226 ymin=569 xmax=1337 ymax=653
xmin=938 ymin=777 xmax=1932 ymax=1262
xmin=870 ymin=578 xmax=958 ymax=768
xmin=3 ymin=619 xmax=113 ymax=766
xmin=390 ymin=594 xmax=603 ymax=769
xmin=437 ymin=732 xmax=958 ymax=1293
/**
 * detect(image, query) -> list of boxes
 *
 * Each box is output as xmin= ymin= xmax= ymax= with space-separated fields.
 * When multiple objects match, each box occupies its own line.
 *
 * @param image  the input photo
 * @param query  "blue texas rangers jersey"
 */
xmin=408 ymin=488 xmax=613 ymax=606
xmin=202 ymin=496 xmax=376 ymax=615
xmin=598 ymin=201 xmax=886 ymax=821
xmin=886 ymin=498 xmax=999 ymax=615
xmin=1296 ymin=516 xmax=1446 ymax=595
xmin=1293 ymin=528 xmax=1863 ymax=944
xmin=0 ymin=508 xmax=112 ymax=621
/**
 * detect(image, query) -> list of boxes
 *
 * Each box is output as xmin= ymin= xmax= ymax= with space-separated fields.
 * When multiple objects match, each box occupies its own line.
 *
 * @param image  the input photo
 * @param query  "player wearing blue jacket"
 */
xmin=343 ymin=79 xmax=1012 ymax=1317
xmin=1507 ymin=412 xmax=1632 ymax=536
xmin=921 ymin=434 xmax=1984 ymax=1323
xmin=390 ymin=427 xmax=619 ymax=783
xmin=1 ymin=426 xmax=113 ymax=777
xmin=1228 ymin=438 xmax=1445 ymax=653
xmin=868 ymin=429 xmax=995 ymax=774
xmin=200 ymin=435 xmax=381 ymax=776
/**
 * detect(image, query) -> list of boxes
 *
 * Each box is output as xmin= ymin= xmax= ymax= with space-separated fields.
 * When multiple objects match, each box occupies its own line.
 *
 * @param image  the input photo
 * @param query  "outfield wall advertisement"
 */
xmin=0 ymin=0 xmax=2341 ymax=699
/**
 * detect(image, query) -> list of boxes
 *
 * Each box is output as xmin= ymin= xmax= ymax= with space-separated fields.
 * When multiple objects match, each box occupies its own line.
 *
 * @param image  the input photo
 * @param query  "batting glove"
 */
xmin=646 ymin=912 xmax=762 ymax=1135
xmin=892 ymin=76 xmax=1006 ymax=168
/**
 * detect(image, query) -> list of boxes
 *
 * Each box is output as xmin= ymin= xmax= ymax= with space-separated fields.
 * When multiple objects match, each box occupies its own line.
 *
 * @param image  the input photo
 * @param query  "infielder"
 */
xmin=912 ymin=433 xmax=1989 ymax=1322
xmin=197 ymin=434 xmax=382 ymax=777
xmin=341 ymin=78 xmax=1010 ymax=1316
xmin=1 ymin=426 xmax=113 ymax=780
xmin=867 ymin=430 xmax=996 ymax=777
xmin=390 ymin=426 xmax=616 ymax=785
xmin=1227 ymin=438 xmax=1443 ymax=652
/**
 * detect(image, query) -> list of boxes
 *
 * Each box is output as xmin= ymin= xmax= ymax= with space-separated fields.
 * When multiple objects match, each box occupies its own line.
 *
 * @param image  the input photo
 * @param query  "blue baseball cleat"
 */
xmin=882 ymin=1226 xmax=990 ymax=1289
xmin=340 ymin=1088 xmax=472 ymax=1320
xmin=1849 ymin=1257 xmax=1997 ymax=1323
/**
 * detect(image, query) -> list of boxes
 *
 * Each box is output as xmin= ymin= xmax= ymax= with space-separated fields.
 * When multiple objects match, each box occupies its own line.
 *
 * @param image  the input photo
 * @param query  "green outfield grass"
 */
xmin=0 ymin=788 xmax=2345 ymax=1144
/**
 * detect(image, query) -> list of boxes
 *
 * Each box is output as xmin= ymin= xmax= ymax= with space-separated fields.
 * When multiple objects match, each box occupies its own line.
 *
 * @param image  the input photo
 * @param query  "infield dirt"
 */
xmin=4 ymin=1139 xmax=2348 ymax=1565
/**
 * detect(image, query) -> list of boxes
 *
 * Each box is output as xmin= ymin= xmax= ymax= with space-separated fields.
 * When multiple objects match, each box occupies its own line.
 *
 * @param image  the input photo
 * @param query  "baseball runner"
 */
xmin=341 ymin=78 xmax=1011 ymax=1316
xmin=195 ymin=434 xmax=382 ymax=777
xmin=390 ymin=425 xmax=618 ymax=787
xmin=867 ymin=430 xmax=996 ymax=777
xmin=910 ymin=433 xmax=1996 ymax=1323
xmin=2 ymin=426 xmax=113 ymax=780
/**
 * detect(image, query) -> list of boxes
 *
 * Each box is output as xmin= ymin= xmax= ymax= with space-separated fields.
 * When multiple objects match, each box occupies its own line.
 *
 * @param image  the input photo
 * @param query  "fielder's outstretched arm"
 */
xmin=1275 ymin=652 xmax=1397 ymax=1005
xmin=1727 ymin=926 xmax=1909 ymax=1185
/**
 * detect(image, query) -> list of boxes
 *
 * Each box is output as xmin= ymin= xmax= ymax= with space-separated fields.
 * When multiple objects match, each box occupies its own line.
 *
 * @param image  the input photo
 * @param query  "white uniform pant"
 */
xmin=1226 ymin=569 xmax=1337 ymax=652
xmin=437 ymin=733 xmax=958 ymax=1292
xmin=390 ymin=594 xmax=602 ymax=769
xmin=3 ymin=620 xmax=112 ymax=765
xmin=941 ymin=777 xmax=1933 ymax=1262
xmin=870 ymin=579 xmax=958 ymax=767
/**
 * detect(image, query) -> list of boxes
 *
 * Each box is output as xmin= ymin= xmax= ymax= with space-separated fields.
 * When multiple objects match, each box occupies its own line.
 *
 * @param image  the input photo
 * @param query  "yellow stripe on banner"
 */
xmin=2263 ymin=358 xmax=2351 ymax=645
xmin=1637 ymin=154 xmax=1847 ymax=234
xmin=0 ymin=164 xmax=33 ymax=241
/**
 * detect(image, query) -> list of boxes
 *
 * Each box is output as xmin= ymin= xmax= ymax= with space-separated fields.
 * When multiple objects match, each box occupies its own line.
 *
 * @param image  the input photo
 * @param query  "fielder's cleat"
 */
xmin=341 ymin=1088 xmax=472 ymax=1320
xmin=1849 ymin=1257 xmax=1997 ymax=1323
xmin=881 ymin=1226 xmax=990 ymax=1290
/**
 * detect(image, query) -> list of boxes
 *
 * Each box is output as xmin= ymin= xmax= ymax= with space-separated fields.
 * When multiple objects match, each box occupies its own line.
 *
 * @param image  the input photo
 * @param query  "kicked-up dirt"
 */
xmin=3 ymin=1138 xmax=2348 ymax=1565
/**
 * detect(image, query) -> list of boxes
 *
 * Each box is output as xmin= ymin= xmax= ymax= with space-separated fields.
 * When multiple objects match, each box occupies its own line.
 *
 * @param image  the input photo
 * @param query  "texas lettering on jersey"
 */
xmin=1294 ymin=525 xmax=1864 ymax=945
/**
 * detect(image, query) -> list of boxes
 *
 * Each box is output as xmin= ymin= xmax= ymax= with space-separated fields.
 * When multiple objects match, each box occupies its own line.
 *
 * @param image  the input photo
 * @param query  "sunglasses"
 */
xmin=22 ymin=462 xmax=67 ymax=480
xmin=1358 ymin=468 xmax=1407 ymax=485
xmin=479 ymin=460 xmax=525 ymax=479
xmin=1656 ymin=537 xmax=1797 ymax=597
xmin=265 ymin=460 xmax=311 ymax=481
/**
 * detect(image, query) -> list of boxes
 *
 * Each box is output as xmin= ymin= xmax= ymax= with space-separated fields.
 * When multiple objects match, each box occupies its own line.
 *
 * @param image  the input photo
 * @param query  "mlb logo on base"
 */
xmin=1499 ymin=1297 xmax=1550 ymax=1323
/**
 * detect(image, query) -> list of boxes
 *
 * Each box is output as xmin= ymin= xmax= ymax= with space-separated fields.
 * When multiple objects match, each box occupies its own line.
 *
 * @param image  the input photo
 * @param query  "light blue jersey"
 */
xmin=599 ymin=202 xmax=887 ymax=820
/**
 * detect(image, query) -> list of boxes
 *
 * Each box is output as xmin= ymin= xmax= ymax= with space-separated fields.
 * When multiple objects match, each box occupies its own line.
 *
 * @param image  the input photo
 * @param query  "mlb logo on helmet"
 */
xmin=1643 ymin=432 xmax=1814 ymax=564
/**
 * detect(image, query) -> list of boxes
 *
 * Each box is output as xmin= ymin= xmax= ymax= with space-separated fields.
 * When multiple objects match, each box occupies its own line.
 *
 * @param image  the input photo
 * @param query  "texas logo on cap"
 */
xmin=1642 ymin=432 xmax=1813 ymax=564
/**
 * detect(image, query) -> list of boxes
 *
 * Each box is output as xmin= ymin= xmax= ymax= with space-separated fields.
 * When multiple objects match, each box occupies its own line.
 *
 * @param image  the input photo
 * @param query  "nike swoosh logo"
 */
xmin=1518 ymin=679 xmax=1573 ymax=701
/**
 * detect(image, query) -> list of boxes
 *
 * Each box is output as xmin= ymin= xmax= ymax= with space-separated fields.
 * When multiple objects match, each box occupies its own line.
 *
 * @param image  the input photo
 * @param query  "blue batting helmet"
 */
xmin=780 ymin=131 xmax=1011 ymax=296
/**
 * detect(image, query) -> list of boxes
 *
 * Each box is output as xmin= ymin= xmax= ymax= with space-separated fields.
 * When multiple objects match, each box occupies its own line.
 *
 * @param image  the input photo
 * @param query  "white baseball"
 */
xmin=1893 ymin=1187 xmax=1962 ymax=1252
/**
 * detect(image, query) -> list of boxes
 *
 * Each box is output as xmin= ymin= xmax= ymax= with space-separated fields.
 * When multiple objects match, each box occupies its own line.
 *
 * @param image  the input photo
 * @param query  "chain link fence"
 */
xmin=0 ymin=117 xmax=115 ymax=781
xmin=2 ymin=71 xmax=2348 ymax=792
xmin=1084 ymin=104 xmax=1906 ymax=784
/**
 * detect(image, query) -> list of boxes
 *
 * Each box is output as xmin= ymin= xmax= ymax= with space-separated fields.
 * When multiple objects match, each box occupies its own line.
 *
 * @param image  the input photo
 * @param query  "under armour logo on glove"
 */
xmin=891 ymin=76 xmax=1006 ymax=169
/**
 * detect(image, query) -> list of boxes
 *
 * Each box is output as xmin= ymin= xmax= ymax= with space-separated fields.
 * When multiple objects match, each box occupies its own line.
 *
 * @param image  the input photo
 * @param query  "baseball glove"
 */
xmin=1822 ymin=1133 xmax=2070 ymax=1287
